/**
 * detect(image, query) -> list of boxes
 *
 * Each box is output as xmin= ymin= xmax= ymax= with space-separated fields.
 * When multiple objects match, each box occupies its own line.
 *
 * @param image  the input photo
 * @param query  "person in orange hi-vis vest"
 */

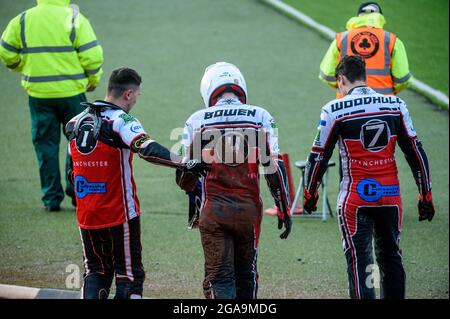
xmin=319 ymin=2 xmax=413 ymax=99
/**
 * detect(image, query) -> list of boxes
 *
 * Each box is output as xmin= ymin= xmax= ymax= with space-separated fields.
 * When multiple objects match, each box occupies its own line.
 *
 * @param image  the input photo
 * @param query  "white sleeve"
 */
xmin=180 ymin=114 xmax=196 ymax=161
xmin=399 ymin=100 xmax=417 ymax=138
xmin=313 ymin=108 xmax=335 ymax=149
xmin=182 ymin=116 xmax=193 ymax=150
xmin=262 ymin=110 xmax=280 ymax=155
xmin=114 ymin=113 xmax=148 ymax=147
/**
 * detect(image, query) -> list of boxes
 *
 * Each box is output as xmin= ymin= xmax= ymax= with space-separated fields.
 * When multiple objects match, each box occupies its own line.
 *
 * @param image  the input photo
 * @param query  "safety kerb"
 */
xmin=260 ymin=0 xmax=449 ymax=110
xmin=0 ymin=284 xmax=153 ymax=299
xmin=0 ymin=284 xmax=81 ymax=299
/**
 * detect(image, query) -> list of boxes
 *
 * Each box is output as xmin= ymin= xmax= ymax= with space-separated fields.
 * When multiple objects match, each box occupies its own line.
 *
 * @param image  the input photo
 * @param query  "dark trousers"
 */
xmin=339 ymin=206 xmax=406 ymax=299
xmin=199 ymin=218 xmax=259 ymax=299
xmin=79 ymin=217 xmax=145 ymax=299
xmin=29 ymin=93 xmax=86 ymax=208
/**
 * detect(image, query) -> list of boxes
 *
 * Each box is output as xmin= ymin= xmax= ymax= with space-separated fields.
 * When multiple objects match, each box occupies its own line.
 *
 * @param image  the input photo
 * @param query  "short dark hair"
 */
xmin=107 ymin=67 xmax=142 ymax=98
xmin=357 ymin=2 xmax=382 ymax=15
xmin=335 ymin=55 xmax=366 ymax=83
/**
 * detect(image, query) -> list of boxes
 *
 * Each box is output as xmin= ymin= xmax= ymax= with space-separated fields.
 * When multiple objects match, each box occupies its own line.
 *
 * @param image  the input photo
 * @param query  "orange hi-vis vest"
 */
xmin=336 ymin=27 xmax=396 ymax=98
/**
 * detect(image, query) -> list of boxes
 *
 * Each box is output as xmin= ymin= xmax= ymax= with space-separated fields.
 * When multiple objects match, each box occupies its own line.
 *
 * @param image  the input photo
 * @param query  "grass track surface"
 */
xmin=283 ymin=0 xmax=449 ymax=96
xmin=0 ymin=0 xmax=448 ymax=298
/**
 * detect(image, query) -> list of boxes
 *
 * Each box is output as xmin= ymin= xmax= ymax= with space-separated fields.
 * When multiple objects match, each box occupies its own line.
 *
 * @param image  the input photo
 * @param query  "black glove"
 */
xmin=277 ymin=209 xmax=292 ymax=239
xmin=303 ymin=188 xmax=318 ymax=214
xmin=418 ymin=192 xmax=435 ymax=222
xmin=183 ymin=159 xmax=210 ymax=178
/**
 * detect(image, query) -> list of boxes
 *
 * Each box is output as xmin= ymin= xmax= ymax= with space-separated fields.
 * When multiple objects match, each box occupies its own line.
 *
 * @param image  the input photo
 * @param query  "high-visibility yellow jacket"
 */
xmin=319 ymin=13 xmax=412 ymax=96
xmin=0 ymin=0 xmax=103 ymax=98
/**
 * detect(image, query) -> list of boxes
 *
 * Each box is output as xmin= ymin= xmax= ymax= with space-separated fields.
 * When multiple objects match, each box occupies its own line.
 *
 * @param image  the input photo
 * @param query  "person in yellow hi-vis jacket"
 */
xmin=319 ymin=2 xmax=412 ymax=99
xmin=0 ymin=0 xmax=103 ymax=211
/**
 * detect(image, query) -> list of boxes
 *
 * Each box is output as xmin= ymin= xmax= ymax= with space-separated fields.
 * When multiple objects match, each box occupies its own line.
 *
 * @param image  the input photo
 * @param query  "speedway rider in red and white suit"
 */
xmin=65 ymin=67 xmax=206 ymax=299
xmin=176 ymin=62 xmax=292 ymax=299
xmin=303 ymin=55 xmax=434 ymax=299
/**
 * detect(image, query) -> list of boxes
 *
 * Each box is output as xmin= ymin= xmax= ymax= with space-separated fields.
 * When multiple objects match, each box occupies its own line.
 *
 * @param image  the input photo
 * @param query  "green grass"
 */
xmin=283 ymin=0 xmax=449 ymax=96
xmin=0 ymin=0 xmax=448 ymax=298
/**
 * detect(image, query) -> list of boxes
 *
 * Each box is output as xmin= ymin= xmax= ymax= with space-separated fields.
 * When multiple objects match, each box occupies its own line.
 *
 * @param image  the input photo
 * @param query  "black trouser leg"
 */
xmin=373 ymin=206 xmax=405 ymax=299
xmin=110 ymin=217 xmax=145 ymax=299
xmin=79 ymin=228 xmax=114 ymax=299
xmin=341 ymin=208 xmax=376 ymax=299
xmin=200 ymin=220 xmax=236 ymax=299
xmin=234 ymin=224 xmax=258 ymax=299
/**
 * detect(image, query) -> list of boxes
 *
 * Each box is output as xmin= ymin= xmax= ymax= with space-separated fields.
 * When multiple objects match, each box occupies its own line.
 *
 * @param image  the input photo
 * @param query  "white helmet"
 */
xmin=200 ymin=62 xmax=248 ymax=108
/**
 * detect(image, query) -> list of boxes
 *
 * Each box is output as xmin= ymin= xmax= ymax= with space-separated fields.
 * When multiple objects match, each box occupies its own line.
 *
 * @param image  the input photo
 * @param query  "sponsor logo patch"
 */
xmin=119 ymin=113 xmax=136 ymax=125
xmin=356 ymin=178 xmax=399 ymax=202
xmin=130 ymin=124 xmax=143 ymax=133
xmin=313 ymin=129 xmax=321 ymax=146
xmin=270 ymin=119 xmax=277 ymax=129
xmin=75 ymin=175 xmax=106 ymax=199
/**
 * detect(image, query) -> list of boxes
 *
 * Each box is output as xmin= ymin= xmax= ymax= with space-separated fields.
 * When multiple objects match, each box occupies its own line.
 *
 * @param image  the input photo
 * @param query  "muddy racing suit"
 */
xmin=304 ymin=87 xmax=432 ymax=299
xmin=176 ymin=98 xmax=291 ymax=299
xmin=65 ymin=100 xmax=195 ymax=299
